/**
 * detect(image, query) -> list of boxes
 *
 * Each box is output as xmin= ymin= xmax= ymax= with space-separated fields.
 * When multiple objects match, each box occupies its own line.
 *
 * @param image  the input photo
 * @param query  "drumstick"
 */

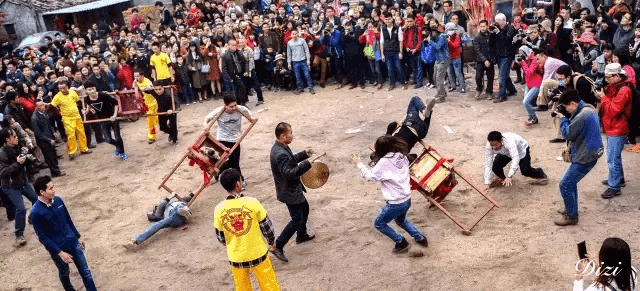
xmin=310 ymin=152 xmax=326 ymax=163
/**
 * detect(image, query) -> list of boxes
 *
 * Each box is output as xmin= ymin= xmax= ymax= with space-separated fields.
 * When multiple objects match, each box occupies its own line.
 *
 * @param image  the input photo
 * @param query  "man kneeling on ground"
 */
xmin=483 ymin=131 xmax=548 ymax=188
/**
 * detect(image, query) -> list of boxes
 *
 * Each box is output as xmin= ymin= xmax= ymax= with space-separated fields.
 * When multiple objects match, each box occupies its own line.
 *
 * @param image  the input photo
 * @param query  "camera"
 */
xmin=551 ymin=104 xmax=568 ymax=118
xmin=594 ymin=79 xmax=607 ymax=91
xmin=515 ymin=54 xmax=526 ymax=62
xmin=19 ymin=147 xmax=35 ymax=162
xmin=549 ymin=86 xmax=566 ymax=102
xmin=571 ymin=41 xmax=580 ymax=49
xmin=488 ymin=24 xmax=497 ymax=31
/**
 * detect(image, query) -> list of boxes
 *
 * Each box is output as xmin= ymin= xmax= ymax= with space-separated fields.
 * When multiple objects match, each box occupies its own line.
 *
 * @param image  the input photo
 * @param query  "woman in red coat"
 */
xmin=200 ymin=36 xmax=223 ymax=99
xmin=116 ymin=57 xmax=134 ymax=89
xmin=185 ymin=3 xmax=204 ymax=26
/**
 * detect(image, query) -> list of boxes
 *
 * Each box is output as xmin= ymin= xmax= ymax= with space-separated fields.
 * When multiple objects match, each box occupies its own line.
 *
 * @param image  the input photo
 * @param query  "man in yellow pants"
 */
xmin=50 ymin=81 xmax=91 ymax=160
xmin=214 ymin=168 xmax=281 ymax=291
xmin=133 ymin=71 xmax=158 ymax=143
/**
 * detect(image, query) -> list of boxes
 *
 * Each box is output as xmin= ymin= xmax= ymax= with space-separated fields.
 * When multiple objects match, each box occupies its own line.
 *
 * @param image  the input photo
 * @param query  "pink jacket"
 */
xmin=520 ymin=54 xmax=543 ymax=88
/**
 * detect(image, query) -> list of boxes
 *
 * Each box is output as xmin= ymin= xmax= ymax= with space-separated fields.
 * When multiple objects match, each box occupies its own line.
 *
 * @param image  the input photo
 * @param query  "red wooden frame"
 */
xmin=80 ymin=86 xmax=177 ymax=124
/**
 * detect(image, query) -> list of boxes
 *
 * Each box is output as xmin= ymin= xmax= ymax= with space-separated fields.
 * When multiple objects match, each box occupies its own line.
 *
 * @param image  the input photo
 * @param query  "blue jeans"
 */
xmin=497 ymin=57 xmax=516 ymax=98
xmin=101 ymin=121 xmax=125 ymax=154
xmin=606 ymin=135 xmax=626 ymax=190
xmin=406 ymin=53 xmax=423 ymax=86
xmin=523 ymin=87 xmax=540 ymax=120
xmin=447 ymin=57 xmax=464 ymax=89
xmin=560 ymin=161 xmax=598 ymax=219
xmin=292 ymin=60 xmax=313 ymax=90
xmin=135 ymin=203 xmax=187 ymax=244
xmin=384 ymin=52 xmax=405 ymax=86
xmin=180 ymin=83 xmax=195 ymax=104
xmin=368 ymin=59 xmax=383 ymax=84
xmin=2 ymin=184 xmax=37 ymax=237
xmin=405 ymin=96 xmax=430 ymax=139
xmin=50 ymin=241 xmax=97 ymax=291
xmin=374 ymin=199 xmax=424 ymax=243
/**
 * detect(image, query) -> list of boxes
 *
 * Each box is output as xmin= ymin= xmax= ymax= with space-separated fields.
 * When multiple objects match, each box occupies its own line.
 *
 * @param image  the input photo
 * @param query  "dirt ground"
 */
xmin=1 ymin=79 xmax=639 ymax=291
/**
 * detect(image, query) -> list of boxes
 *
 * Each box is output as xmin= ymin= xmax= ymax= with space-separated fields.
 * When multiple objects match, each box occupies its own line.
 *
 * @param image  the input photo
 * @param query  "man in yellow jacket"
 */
xmin=214 ymin=168 xmax=281 ymax=291
xmin=134 ymin=71 xmax=158 ymax=143
xmin=50 ymin=81 xmax=91 ymax=160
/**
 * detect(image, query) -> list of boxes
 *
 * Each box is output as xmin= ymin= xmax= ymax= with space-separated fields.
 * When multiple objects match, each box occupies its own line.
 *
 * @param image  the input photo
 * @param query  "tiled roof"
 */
xmin=4 ymin=0 xmax=99 ymax=12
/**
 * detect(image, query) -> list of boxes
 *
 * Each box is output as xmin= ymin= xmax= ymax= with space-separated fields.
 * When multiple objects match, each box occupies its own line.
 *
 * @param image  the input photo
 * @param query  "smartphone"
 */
xmin=578 ymin=241 xmax=587 ymax=259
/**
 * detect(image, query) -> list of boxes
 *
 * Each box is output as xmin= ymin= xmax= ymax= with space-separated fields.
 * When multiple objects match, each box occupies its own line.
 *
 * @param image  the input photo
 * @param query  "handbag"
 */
xmin=364 ymin=45 xmax=375 ymax=60
xmin=561 ymin=142 xmax=572 ymax=163
xmin=200 ymin=64 xmax=211 ymax=73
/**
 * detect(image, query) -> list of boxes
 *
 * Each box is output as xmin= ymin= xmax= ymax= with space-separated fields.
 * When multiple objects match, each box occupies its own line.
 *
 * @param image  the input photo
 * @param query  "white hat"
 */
xmin=604 ymin=63 xmax=626 ymax=76
xmin=445 ymin=22 xmax=456 ymax=31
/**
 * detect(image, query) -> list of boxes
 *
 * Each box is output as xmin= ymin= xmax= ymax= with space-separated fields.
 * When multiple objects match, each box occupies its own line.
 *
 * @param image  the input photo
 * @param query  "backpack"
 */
xmin=420 ymin=44 xmax=434 ymax=64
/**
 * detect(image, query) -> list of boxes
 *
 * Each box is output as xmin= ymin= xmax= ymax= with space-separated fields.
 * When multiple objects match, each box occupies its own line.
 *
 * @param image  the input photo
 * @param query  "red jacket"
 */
xmin=403 ymin=25 xmax=422 ymax=52
xmin=359 ymin=30 xmax=380 ymax=45
xmin=602 ymin=82 xmax=633 ymax=136
xmin=520 ymin=54 xmax=543 ymax=88
xmin=447 ymin=33 xmax=461 ymax=59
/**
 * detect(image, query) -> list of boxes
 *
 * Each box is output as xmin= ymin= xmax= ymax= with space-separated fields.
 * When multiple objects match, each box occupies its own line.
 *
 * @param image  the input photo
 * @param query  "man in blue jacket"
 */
xmin=323 ymin=22 xmax=344 ymax=87
xmin=30 ymin=175 xmax=97 ymax=290
xmin=554 ymin=90 xmax=603 ymax=226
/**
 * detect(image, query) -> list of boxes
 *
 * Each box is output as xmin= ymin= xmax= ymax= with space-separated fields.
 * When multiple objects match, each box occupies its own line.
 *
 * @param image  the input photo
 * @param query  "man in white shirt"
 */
xmin=203 ymin=94 xmax=256 ymax=183
xmin=483 ymin=131 xmax=548 ymax=188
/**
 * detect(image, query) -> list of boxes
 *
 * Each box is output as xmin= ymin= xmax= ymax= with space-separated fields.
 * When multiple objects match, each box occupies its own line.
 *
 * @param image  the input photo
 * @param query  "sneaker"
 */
xmin=435 ymin=97 xmax=446 ymax=103
xmin=80 ymin=150 xmax=92 ymax=154
xmin=393 ymin=237 xmax=410 ymax=253
xmin=293 ymin=89 xmax=300 ymax=95
xmin=524 ymin=118 xmax=539 ymax=126
xmin=360 ymin=83 xmax=365 ymax=89
xmin=493 ymin=97 xmax=506 ymax=103
xmin=601 ymin=179 xmax=626 ymax=187
xmin=270 ymin=248 xmax=289 ymax=262
xmin=148 ymin=139 xmax=156 ymax=144
xmin=376 ymin=83 xmax=383 ymax=90
xmin=15 ymin=236 xmax=27 ymax=247
xmin=424 ymin=98 xmax=436 ymax=118
xmin=309 ymin=88 xmax=315 ymax=95
xmin=388 ymin=85 xmax=396 ymax=91
xmin=428 ymin=84 xmax=435 ymax=89
xmin=461 ymin=88 xmax=466 ymax=93
xmin=52 ymin=171 xmax=67 ymax=177
xmin=415 ymin=237 xmax=429 ymax=247
xmin=402 ymin=84 xmax=408 ymax=90
xmin=534 ymin=105 xmax=548 ymax=111
xmin=414 ymin=84 xmax=423 ymax=89
xmin=177 ymin=207 xmax=192 ymax=219
xmin=123 ymin=239 xmax=138 ymax=251
xmin=68 ymin=154 xmax=76 ymax=161
xmin=348 ymin=84 xmax=358 ymax=90
xmin=448 ymin=87 xmax=456 ymax=92
xmin=296 ymin=234 xmax=316 ymax=244
xmin=256 ymin=101 xmax=264 ymax=106
xmin=114 ymin=149 xmax=121 ymax=156
xmin=554 ymin=215 xmax=579 ymax=226
xmin=549 ymin=138 xmax=566 ymax=143
xmin=601 ymin=188 xmax=622 ymax=199
xmin=120 ymin=153 xmax=129 ymax=161
xmin=274 ymin=87 xmax=280 ymax=92
xmin=87 ymin=144 xmax=97 ymax=149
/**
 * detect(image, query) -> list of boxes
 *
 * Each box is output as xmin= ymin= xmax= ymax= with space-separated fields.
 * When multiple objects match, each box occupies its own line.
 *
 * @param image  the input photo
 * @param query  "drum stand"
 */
xmin=410 ymin=141 xmax=499 ymax=235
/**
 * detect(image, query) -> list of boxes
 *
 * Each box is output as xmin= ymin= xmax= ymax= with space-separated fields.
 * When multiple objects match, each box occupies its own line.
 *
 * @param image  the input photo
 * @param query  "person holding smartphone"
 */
xmin=574 ymin=237 xmax=637 ymax=291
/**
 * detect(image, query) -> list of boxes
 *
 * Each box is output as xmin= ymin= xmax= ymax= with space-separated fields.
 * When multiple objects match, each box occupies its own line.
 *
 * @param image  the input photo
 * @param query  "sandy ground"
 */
xmin=1 ymin=77 xmax=639 ymax=291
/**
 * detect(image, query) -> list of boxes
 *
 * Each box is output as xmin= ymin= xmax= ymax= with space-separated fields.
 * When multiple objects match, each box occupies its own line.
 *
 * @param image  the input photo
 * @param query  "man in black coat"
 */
xmin=493 ymin=13 xmax=518 ymax=103
xmin=31 ymin=101 xmax=65 ymax=177
xmin=269 ymin=122 xmax=315 ymax=262
xmin=221 ymin=40 xmax=250 ymax=106
xmin=473 ymin=19 xmax=496 ymax=100
xmin=340 ymin=22 xmax=366 ymax=89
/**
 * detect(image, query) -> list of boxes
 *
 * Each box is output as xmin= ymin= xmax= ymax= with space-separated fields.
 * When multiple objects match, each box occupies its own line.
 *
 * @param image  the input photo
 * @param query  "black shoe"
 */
xmin=88 ymin=144 xmax=97 ymax=149
xmin=414 ymin=84 xmax=423 ymax=89
xmin=52 ymin=171 xmax=66 ymax=177
xmin=296 ymin=234 xmax=316 ymax=244
xmin=360 ymin=83 xmax=365 ymax=89
xmin=309 ymin=88 xmax=315 ymax=95
xmin=493 ymin=97 xmax=506 ymax=103
xmin=319 ymin=83 xmax=325 ymax=88
xmin=549 ymin=138 xmax=566 ymax=143
xmin=293 ymin=89 xmax=300 ymax=95
xmin=393 ymin=237 xmax=410 ymax=253
xmin=601 ymin=188 xmax=622 ymax=199
xmin=534 ymin=105 xmax=548 ymax=111
xmin=507 ymin=90 xmax=518 ymax=97
xmin=602 ymin=179 xmax=626 ymax=187
xmin=448 ymin=87 xmax=456 ymax=92
xmin=270 ymin=248 xmax=289 ymax=262
xmin=256 ymin=101 xmax=264 ymax=106
xmin=415 ymin=237 xmax=428 ymax=247
xmin=348 ymin=84 xmax=358 ymax=90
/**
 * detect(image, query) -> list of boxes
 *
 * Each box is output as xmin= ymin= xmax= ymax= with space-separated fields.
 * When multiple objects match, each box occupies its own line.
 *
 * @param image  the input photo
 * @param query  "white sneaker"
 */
xmin=123 ymin=239 xmax=137 ymax=251
xmin=177 ymin=207 xmax=192 ymax=219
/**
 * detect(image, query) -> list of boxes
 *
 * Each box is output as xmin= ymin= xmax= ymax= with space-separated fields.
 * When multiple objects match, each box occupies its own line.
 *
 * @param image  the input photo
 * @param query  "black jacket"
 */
xmin=494 ymin=23 xmax=517 ymax=58
xmin=0 ymin=143 xmax=30 ymax=188
xmin=31 ymin=111 xmax=55 ymax=145
xmin=221 ymin=50 xmax=249 ymax=80
xmin=270 ymin=141 xmax=311 ymax=205
xmin=473 ymin=31 xmax=495 ymax=63
xmin=4 ymin=104 xmax=32 ymax=130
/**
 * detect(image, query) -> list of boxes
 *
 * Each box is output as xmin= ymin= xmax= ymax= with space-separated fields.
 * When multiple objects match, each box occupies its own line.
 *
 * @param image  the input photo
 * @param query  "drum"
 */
xmin=301 ymin=162 xmax=330 ymax=189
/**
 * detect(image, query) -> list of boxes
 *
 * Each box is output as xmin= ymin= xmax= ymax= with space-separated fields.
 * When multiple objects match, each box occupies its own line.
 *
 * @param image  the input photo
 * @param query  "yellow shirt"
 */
xmin=51 ymin=90 xmax=81 ymax=119
xmin=214 ymin=197 xmax=269 ymax=263
xmin=150 ymin=52 xmax=172 ymax=80
xmin=135 ymin=77 xmax=157 ymax=107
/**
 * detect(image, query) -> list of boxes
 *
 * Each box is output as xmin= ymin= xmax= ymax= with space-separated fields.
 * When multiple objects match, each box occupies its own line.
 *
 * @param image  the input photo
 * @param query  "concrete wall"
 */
xmin=132 ymin=0 xmax=170 ymax=7
xmin=0 ymin=2 xmax=46 ymax=44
